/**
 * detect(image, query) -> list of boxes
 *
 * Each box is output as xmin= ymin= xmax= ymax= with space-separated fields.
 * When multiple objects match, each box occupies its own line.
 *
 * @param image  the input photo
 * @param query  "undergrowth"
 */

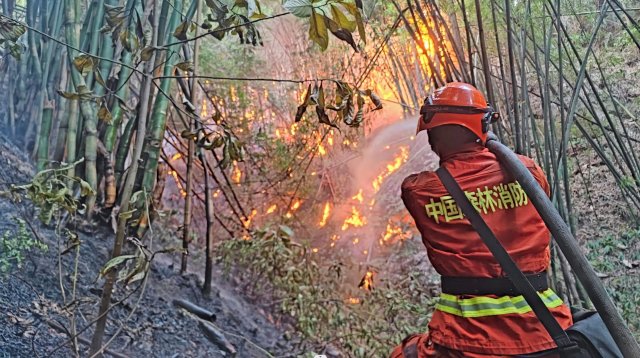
xmin=0 ymin=218 xmax=48 ymax=273
xmin=217 ymin=225 xmax=435 ymax=357
xmin=587 ymin=228 xmax=640 ymax=338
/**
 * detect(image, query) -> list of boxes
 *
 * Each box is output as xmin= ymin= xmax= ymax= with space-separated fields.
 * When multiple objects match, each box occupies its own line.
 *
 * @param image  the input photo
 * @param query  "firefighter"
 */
xmin=390 ymin=82 xmax=572 ymax=357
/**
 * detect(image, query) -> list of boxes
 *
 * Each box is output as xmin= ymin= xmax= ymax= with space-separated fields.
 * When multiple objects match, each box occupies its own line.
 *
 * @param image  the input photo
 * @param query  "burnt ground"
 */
xmin=0 ymin=134 xmax=305 ymax=358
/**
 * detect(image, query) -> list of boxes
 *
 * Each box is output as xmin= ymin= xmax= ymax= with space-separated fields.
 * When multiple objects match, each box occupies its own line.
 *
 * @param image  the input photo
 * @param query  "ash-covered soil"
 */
xmin=0 ymin=135 xmax=301 ymax=358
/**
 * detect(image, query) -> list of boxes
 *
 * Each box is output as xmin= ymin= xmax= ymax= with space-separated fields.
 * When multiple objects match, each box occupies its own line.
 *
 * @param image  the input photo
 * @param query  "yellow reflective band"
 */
xmin=435 ymin=289 xmax=564 ymax=318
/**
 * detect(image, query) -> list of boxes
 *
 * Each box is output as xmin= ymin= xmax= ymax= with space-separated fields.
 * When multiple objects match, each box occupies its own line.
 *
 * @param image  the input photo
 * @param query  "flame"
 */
xmin=232 ymin=162 xmax=242 ymax=184
xmin=319 ymin=202 xmax=331 ymax=227
xmin=312 ymin=248 xmax=319 ymax=253
xmin=266 ymin=204 xmax=277 ymax=214
xmin=291 ymin=200 xmax=301 ymax=211
xmin=330 ymin=234 xmax=339 ymax=247
xmin=201 ymin=98 xmax=208 ymax=118
xmin=352 ymin=189 xmax=364 ymax=203
xmin=242 ymin=209 xmax=258 ymax=229
xmin=328 ymin=136 xmax=334 ymax=146
xmin=318 ymin=144 xmax=327 ymax=156
xmin=168 ymin=170 xmax=186 ymax=197
xmin=213 ymin=189 xmax=220 ymax=198
xmin=382 ymin=223 xmax=404 ymax=244
xmin=359 ymin=271 xmax=375 ymax=291
xmin=372 ymin=146 xmax=409 ymax=192
xmin=341 ymin=207 xmax=367 ymax=231
xmin=352 ymin=237 xmax=360 ymax=245
xmin=346 ymin=297 xmax=361 ymax=304
xmin=171 ymin=153 xmax=182 ymax=161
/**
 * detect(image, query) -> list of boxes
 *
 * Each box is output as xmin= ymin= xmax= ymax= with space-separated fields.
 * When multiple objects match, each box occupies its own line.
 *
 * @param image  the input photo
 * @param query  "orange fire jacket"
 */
xmin=400 ymin=146 xmax=572 ymax=356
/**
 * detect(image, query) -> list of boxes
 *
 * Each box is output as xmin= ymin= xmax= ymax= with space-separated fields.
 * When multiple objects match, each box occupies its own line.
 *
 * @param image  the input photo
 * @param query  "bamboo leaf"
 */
xmin=326 ymin=17 xmax=358 ymax=52
xmin=98 ymin=104 xmax=113 ymax=124
xmin=57 ymin=91 xmax=80 ymax=100
xmin=174 ymin=21 xmax=190 ymax=41
xmin=119 ymin=30 xmax=139 ymax=52
xmin=283 ymin=0 xmax=313 ymax=18
xmin=367 ymin=90 xmax=383 ymax=110
xmin=100 ymin=254 xmax=137 ymax=277
xmin=342 ymin=3 xmax=366 ymax=43
xmin=343 ymin=96 xmax=355 ymax=125
xmin=0 ymin=16 xmax=27 ymax=42
xmin=77 ymin=178 xmax=96 ymax=196
xmin=140 ymin=46 xmax=157 ymax=61
xmin=175 ymin=61 xmax=194 ymax=72
xmin=309 ymin=11 xmax=329 ymax=50
xmin=295 ymin=84 xmax=313 ymax=122
xmin=94 ymin=69 xmax=107 ymax=88
xmin=73 ymin=55 xmax=95 ymax=77
xmin=330 ymin=4 xmax=356 ymax=32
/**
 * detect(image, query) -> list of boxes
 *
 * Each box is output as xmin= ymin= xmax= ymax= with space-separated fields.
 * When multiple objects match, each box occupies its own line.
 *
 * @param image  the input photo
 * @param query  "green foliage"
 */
xmin=8 ymin=160 xmax=96 ymax=225
xmin=0 ymin=219 xmax=48 ymax=274
xmin=0 ymin=15 xmax=26 ymax=59
xmin=285 ymin=0 xmax=365 ymax=50
xmin=217 ymin=226 xmax=435 ymax=356
xmin=587 ymin=229 xmax=640 ymax=338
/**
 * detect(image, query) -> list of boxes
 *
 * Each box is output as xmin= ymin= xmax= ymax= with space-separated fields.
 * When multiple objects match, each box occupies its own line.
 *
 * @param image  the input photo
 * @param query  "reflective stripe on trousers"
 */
xmin=436 ymin=289 xmax=564 ymax=318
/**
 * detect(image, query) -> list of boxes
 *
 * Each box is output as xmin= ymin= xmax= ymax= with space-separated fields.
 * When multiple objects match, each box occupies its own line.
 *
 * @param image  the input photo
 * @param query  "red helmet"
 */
xmin=416 ymin=82 xmax=499 ymax=143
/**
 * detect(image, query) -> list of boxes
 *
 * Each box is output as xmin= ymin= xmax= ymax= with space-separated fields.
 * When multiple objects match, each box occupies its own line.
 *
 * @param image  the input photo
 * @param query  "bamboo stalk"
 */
xmin=89 ymin=1 xmax=160 ymax=353
xmin=64 ymin=0 xmax=98 ymax=213
xmin=181 ymin=0 xmax=202 ymax=274
xmin=139 ymin=0 xmax=185 ymax=196
xmin=504 ymin=0 xmax=522 ymax=154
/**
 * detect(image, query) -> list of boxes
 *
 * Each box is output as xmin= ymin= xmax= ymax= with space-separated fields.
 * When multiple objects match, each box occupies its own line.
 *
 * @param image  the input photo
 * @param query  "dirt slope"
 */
xmin=0 ymin=134 xmax=299 ymax=358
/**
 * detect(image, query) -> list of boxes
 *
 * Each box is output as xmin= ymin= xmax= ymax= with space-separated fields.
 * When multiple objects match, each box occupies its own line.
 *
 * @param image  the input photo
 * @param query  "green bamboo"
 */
xmin=66 ymin=86 xmax=80 ymax=183
xmin=35 ymin=0 xmax=64 ymax=170
xmin=36 ymin=104 xmax=54 ymax=171
xmin=115 ymin=114 xmax=137 ymax=186
xmin=103 ymin=0 xmax=139 ymax=153
xmin=140 ymin=0 xmax=186 ymax=195
xmin=85 ymin=0 xmax=105 ymax=88
xmin=64 ymin=0 xmax=98 ymax=213
xmin=89 ymin=0 xmax=161 ymax=353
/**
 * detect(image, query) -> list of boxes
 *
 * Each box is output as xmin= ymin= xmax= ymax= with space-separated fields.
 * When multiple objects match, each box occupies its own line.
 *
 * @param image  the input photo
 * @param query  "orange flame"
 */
xmin=201 ymin=98 xmax=208 ymax=118
xmin=382 ymin=223 xmax=404 ymax=243
xmin=266 ymin=204 xmax=277 ymax=214
xmin=171 ymin=153 xmax=182 ymax=161
xmin=372 ymin=146 xmax=409 ymax=192
xmin=341 ymin=206 xmax=367 ymax=231
xmin=318 ymin=144 xmax=327 ymax=156
xmin=352 ymin=189 xmax=364 ymax=203
xmin=359 ymin=271 xmax=375 ymax=291
xmin=319 ymin=202 xmax=331 ymax=227
xmin=346 ymin=297 xmax=361 ymax=304
xmin=241 ymin=209 xmax=258 ymax=229
xmin=168 ymin=170 xmax=186 ymax=197
xmin=232 ymin=162 xmax=242 ymax=184
xmin=330 ymin=234 xmax=339 ymax=247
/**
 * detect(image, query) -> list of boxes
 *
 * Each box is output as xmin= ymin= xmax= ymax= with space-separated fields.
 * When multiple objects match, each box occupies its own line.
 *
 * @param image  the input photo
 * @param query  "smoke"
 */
xmin=337 ymin=116 xmax=439 ymax=260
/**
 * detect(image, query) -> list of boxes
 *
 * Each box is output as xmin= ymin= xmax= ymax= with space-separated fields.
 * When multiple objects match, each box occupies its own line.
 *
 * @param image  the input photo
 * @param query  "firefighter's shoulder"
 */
xmin=401 ymin=171 xmax=441 ymax=193
xmin=515 ymin=153 xmax=540 ymax=170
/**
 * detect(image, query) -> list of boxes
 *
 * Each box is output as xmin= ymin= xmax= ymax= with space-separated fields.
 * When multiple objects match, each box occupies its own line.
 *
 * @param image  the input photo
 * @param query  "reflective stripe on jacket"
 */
xmin=401 ymin=146 xmax=572 ymax=355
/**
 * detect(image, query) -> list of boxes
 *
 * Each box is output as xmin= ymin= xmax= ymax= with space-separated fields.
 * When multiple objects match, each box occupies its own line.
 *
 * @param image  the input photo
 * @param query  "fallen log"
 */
xmin=198 ymin=321 xmax=237 ymax=356
xmin=172 ymin=298 xmax=216 ymax=322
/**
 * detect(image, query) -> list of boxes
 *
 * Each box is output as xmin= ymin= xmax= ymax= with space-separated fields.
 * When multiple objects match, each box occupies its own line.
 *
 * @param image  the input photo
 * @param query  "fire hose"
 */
xmin=485 ymin=133 xmax=640 ymax=358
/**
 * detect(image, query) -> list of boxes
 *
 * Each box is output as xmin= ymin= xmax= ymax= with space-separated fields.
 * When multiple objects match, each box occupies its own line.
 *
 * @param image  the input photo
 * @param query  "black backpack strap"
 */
xmin=436 ymin=167 xmax=581 ymax=356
